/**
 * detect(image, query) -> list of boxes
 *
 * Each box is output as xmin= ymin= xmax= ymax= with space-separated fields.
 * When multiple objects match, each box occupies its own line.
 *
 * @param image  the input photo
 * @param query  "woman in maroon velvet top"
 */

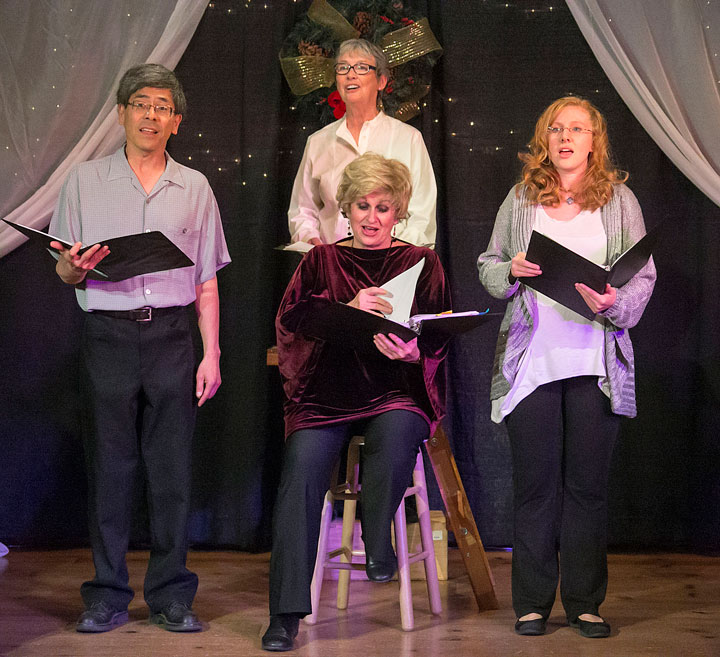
xmin=262 ymin=153 xmax=451 ymax=651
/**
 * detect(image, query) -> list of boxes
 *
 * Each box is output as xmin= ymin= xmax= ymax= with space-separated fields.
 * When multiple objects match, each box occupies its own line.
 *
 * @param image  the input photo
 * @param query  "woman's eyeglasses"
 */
xmin=334 ymin=63 xmax=377 ymax=75
xmin=547 ymin=126 xmax=593 ymax=135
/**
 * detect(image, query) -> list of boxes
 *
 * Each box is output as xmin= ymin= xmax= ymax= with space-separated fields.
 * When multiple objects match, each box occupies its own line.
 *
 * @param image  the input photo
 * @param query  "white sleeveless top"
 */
xmin=492 ymin=206 xmax=610 ymax=423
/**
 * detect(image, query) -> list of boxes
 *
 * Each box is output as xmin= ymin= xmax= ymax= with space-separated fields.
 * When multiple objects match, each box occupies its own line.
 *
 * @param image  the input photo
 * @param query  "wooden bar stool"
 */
xmin=305 ymin=435 xmax=442 ymax=631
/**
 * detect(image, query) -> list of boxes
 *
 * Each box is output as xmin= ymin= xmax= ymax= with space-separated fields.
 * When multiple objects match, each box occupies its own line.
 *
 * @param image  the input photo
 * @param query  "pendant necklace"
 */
xmin=559 ymin=187 xmax=575 ymax=205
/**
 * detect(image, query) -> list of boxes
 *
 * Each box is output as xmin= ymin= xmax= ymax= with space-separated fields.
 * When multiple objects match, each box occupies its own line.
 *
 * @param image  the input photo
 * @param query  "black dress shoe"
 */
xmin=76 ymin=601 xmax=129 ymax=633
xmin=149 ymin=601 xmax=202 ymax=632
xmin=569 ymin=617 xmax=611 ymax=638
xmin=365 ymin=557 xmax=396 ymax=582
xmin=514 ymin=617 xmax=547 ymax=636
xmin=261 ymin=614 xmax=300 ymax=652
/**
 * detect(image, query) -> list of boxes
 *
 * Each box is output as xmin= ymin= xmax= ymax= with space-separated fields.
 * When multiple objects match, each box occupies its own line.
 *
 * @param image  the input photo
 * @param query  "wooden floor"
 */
xmin=0 ymin=548 xmax=718 ymax=657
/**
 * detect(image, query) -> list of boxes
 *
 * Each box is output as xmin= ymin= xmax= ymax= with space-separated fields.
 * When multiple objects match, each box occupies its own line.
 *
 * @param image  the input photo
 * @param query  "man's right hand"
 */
xmin=50 ymin=240 xmax=110 ymax=285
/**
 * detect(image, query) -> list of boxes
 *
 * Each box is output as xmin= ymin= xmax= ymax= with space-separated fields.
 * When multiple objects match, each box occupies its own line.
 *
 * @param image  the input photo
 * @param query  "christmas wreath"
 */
xmin=280 ymin=0 xmax=442 ymax=125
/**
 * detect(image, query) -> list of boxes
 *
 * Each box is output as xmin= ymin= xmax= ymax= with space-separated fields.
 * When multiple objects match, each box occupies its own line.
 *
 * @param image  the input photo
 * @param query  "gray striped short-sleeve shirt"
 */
xmin=49 ymin=146 xmax=231 ymax=312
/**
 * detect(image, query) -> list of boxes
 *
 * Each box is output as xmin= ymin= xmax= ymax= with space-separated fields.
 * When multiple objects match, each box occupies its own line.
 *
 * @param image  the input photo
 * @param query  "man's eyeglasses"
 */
xmin=547 ymin=126 xmax=593 ymax=135
xmin=127 ymin=101 xmax=176 ymax=118
xmin=334 ymin=63 xmax=377 ymax=75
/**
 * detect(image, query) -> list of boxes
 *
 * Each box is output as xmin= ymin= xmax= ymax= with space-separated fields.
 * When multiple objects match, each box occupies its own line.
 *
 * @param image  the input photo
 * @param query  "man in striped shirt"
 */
xmin=50 ymin=63 xmax=230 ymax=634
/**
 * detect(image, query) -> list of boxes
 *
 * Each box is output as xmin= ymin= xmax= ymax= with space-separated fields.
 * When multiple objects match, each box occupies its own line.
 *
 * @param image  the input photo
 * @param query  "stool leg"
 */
xmin=414 ymin=452 xmax=442 ymax=615
xmin=394 ymin=496 xmax=414 ymax=631
xmin=306 ymin=491 xmax=333 ymax=625
xmin=338 ymin=436 xmax=362 ymax=610
xmin=336 ymin=496 xmax=356 ymax=610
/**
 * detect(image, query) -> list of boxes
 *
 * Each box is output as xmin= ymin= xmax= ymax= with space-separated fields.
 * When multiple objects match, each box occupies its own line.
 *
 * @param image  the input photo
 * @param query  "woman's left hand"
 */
xmin=575 ymin=282 xmax=617 ymax=313
xmin=373 ymin=332 xmax=420 ymax=363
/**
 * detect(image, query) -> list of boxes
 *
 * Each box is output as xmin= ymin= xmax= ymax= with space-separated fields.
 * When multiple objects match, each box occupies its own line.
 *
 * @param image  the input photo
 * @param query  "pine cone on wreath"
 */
xmin=298 ymin=40 xmax=328 ymax=57
xmin=353 ymin=11 xmax=372 ymax=37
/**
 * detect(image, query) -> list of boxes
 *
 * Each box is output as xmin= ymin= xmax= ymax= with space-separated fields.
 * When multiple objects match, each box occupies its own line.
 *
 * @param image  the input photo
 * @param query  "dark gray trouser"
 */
xmin=268 ymin=409 xmax=429 ymax=616
xmin=506 ymin=376 xmax=620 ymax=621
xmin=80 ymin=307 xmax=198 ymax=612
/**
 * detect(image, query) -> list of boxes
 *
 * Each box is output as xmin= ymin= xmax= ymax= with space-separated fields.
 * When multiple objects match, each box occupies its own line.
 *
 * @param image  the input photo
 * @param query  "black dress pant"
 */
xmin=79 ymin=308 xmax=198 ymax=612
xmin=269 ymin=409 xmax=429 ymax=616
xmin=505 ymin=376 xmax=620 ymax=621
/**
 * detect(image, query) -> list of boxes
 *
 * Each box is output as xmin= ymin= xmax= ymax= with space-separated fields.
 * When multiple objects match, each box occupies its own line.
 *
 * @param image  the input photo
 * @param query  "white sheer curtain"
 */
xmin=566 ymin=0 xmax=720 ymax=208
xmin=0 ymin=0 xmax=208 ymax=257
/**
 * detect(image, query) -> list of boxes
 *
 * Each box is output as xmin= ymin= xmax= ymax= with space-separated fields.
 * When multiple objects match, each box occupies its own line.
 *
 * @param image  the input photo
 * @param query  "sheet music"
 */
xmin=380 ymin=257 xmax=425 ymax=323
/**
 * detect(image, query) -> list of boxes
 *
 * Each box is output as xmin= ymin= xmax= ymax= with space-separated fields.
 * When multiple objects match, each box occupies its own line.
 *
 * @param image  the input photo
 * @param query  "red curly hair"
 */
xmin=518 ymin=96 xmax=628 ymax=211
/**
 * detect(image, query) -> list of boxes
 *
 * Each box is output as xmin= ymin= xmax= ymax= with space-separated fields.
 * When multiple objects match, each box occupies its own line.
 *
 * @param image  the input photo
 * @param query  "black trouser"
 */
xmin=79 ymin=307 xmax=198 ymax=613
xmin=268 ymin=409 xmax=429 ymax=616
xmin=505 ymin=376 xmax=620 ymax=621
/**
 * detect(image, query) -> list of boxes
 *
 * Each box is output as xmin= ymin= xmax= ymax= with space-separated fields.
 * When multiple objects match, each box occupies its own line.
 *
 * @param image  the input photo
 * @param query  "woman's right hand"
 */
xmin=348 ymin=287 xmax=393 ymax=316
xmin=510 ymin=251 xmax=541 ymax=280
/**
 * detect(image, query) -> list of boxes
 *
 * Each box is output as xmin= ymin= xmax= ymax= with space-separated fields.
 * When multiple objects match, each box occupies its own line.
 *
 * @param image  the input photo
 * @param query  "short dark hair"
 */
xmin=116 ymin=63 xmax=187 ymax=116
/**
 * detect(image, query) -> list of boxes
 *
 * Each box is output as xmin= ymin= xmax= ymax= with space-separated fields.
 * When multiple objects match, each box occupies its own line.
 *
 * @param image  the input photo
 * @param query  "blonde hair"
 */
xmin=336 ymin=153 xmax=412 ymax=221
xmin=519 ymin=96 xmax=628 ymax=210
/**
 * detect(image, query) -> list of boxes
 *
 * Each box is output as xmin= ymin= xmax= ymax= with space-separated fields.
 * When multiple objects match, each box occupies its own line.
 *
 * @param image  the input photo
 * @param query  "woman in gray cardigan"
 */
xmin=478 ymin=97 xmax=655 ymax=639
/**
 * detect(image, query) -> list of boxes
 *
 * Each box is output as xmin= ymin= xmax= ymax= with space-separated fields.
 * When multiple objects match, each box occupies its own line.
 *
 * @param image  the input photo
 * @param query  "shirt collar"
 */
xmin=107 ymin=145 xmax=185 ymax=189
xmin=336 ymin=111 xmax=387 ymax=147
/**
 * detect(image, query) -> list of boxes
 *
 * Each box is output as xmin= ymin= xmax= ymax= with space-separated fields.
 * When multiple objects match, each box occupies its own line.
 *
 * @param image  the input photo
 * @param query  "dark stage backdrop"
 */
xmin=1 ymin=1 xmax=718 ymax=553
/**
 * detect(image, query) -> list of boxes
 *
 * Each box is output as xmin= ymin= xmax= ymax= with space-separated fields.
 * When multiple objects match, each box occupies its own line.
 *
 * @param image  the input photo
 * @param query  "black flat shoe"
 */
xmin=569 ymin=617 xmax=611 ymax=638
xmin=365 ymin=557 xmax=396 ymax=582
xmin=262 ymin=614 xmax=300 ymax=652
xmin=514 ymin=617 xmax=547 ymax=636
xmin=76 ymin=601 xmax=129 ymax=633
xmin=149 ymin=601 xmax=202 ymax=632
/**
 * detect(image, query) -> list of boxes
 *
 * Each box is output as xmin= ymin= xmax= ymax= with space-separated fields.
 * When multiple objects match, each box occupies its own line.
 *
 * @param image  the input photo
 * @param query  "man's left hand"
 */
xmin=196 ymin=354 xmax=221 ymax=407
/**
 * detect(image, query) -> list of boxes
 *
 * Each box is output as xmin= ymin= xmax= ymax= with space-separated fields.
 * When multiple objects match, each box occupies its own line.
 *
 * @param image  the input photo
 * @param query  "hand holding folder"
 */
xmin=519 ymin=224 xmax=661 ymax=320
xmin=297 ymin=256 xmax=489 ymax=353
xmin=2 ymin=219 xmax=194 ymax=282
xmin=299 ymin=303 xmax=489 ymax=353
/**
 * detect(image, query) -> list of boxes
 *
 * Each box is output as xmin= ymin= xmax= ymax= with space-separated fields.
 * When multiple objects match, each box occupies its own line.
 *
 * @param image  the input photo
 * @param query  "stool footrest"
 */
xmin=326 ymin=546 xmax=353 ymax=560
xmin=330 ymin=489 xmax=360 ymax=499
xmin=407 ymin=550 xmax=432 ymax=565
xmin=324 ymin=560 xmax=367 ymax=571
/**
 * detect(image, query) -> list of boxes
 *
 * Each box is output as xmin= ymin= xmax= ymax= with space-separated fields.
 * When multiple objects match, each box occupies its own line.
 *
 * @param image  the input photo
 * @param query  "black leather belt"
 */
xmin=91 ymin=306 xmax=183 ymax=322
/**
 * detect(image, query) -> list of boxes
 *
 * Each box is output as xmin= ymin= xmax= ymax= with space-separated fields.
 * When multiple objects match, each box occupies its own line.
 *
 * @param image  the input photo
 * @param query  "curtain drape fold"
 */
xmin=567 ymin=0 xmax=720 ymax=208
xmin=0 ymin=0 xmax=208 ymax=257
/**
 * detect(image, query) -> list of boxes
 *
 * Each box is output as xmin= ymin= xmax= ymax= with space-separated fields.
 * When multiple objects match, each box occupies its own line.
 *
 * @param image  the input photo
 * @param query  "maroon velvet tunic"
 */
xmin=276 ymin=242 xmax=451 ymax=438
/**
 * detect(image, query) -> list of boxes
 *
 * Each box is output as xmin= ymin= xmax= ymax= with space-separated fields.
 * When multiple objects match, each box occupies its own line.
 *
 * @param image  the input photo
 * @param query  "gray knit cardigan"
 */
xmin=477 ymin=184 xmax=656 ymax=418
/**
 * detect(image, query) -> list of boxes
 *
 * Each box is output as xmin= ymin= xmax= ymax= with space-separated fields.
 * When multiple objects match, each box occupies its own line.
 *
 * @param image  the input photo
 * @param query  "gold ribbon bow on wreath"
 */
xmin=280 ymin=0 xmax=442 ymax=123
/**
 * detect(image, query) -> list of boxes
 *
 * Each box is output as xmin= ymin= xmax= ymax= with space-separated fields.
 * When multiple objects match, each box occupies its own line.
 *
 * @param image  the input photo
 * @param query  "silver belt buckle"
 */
xmin=134 ymin=307 xmax=152 ymax=322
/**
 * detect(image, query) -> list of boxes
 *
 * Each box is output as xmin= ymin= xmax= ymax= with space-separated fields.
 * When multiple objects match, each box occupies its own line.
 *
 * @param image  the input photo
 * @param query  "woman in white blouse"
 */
xmin=287 ymin=39 xmax=436 ymax=248
xmin=478 ymin=97 xmax=655 ymax=639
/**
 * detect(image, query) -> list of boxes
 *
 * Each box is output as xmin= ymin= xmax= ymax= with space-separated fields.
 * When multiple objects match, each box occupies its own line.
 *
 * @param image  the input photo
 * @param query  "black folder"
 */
xmin=2 ymin=219 xmax=194 ymax=282
xmin=520 ymin=223 xmax=661 ymax=320
xmin=299 ymin=301 xmax=489 ymax=353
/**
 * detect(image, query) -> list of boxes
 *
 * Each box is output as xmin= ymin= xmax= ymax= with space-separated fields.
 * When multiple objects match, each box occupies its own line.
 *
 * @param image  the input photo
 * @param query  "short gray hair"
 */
xmin=336 ymin=39 xmax=390 ymax=79
xmin=116 ymin=63 xmax=187 ymax=116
